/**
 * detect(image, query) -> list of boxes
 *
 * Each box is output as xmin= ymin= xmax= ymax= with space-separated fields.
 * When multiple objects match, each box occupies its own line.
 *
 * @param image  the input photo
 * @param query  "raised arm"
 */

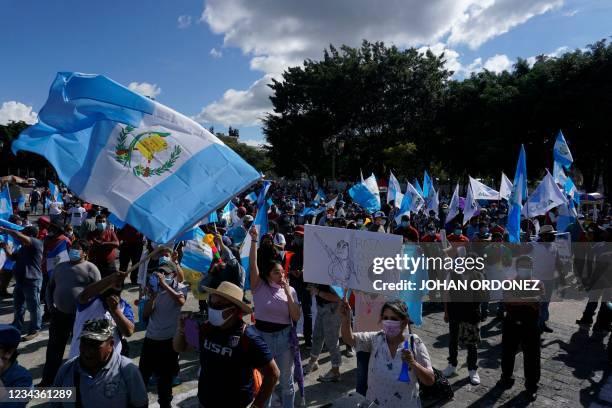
xmin=339 ymin=300 xmax=356 ymax=347
xmin=248 ymin=227 xmax=261 ymax=290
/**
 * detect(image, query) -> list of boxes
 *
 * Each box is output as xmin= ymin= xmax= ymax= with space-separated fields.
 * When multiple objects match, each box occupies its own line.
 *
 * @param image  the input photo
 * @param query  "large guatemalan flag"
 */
xmin=13 ymin=72 xmax=261 ymax=243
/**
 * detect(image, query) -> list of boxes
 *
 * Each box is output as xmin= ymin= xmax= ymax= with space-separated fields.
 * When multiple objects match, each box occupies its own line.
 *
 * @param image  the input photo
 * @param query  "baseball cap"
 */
xmin=0 ymin=324 xmax=21 ymax=348
xmin=79 ymin=319 xmax=114 ymax=342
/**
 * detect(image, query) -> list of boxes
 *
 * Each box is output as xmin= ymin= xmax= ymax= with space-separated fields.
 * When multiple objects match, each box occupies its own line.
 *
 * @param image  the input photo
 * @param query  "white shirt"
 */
xmin=49 ymin=201 xmax=63 ymax=215
xmin=273 ymin=233 xmax=286 ymax=247
xmin=69 ymin=298 xmax=124 ymax=359
xmin=354 ymin=331 xmax=432 ymax=408
xmin=69 ymin=206 xmax=86 ymax=226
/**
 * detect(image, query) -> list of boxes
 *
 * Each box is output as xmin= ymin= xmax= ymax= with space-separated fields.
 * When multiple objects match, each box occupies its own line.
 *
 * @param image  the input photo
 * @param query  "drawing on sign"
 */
xmin=313 ymin=232 xmax=359 ymax=286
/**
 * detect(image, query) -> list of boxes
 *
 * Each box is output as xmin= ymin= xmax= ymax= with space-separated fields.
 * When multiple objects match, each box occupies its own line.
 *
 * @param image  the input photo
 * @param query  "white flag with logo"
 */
xmin=469 ymin=177 xmax=500 ymax=201
xmin=499 ymin=172 xmax=513 ymax=201
xmin=523 ymin=171 xmax=567 ymax=218
xmin=462 ymin=184 xmax=478 ymax=225
xmin=446 ymin=184 xmax=460 ymax=223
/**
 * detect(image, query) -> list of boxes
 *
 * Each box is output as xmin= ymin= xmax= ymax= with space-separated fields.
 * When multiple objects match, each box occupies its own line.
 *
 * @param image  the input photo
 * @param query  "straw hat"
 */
xmin=200 ymin=281 xmax=252 ymax=314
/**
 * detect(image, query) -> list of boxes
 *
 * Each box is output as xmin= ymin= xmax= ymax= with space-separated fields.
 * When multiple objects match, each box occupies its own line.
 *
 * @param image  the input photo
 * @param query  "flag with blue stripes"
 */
xmin=387 ymin=172 xmax=403 ymax=208
xmin=221 ymin=201 xmax=237 ymax=226
xmin=0 ymin=186 xmax=12 ymax=220
xmin=348 ymin=173 xmax=381 ymax=213
xmin=47 ymin=239 xmax=70 ymax=279
xmin=422 ymin=171 xmax=433 ymax=199
xmin=245 ymin=192 xmax=258 ymax=203
xmin=256 ymin=181 xmax=272 ymax=208
xmin=413 ymin=179 xmax=424 ymax=197
xmin=240 ymin=201 xmax=269 ymax=290
xmin=314 ymin=188 xmax=326 ymax=202
xmin=13 ymin=72 xmax=261 ymax=243
xmin=553 ymin=130 xmax=573 ymax=169
xmin=180 ymin=227 xmax=213 ymax=274
xmin=507 ymin=145 xmax=527 ymax=243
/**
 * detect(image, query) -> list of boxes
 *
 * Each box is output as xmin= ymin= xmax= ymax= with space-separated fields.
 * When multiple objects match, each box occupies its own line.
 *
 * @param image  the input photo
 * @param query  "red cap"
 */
xmin=294 ymin=225 xmax=305 ymax=236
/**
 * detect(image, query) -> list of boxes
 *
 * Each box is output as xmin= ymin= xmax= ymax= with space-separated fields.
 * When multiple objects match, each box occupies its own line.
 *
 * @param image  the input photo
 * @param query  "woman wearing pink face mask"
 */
xmin=340 ymin=299 xmax=435 ymax=407
xmin=249 ymin=227 xmax=301 ymax=408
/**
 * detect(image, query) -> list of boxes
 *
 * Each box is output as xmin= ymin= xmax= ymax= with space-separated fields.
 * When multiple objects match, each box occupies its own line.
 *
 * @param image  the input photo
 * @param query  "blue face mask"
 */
xmin=401 ymin=221 xmax=409 ymax=228
xmin=159 ymin=256 xmax=171 ymax=265
xmin=454 ymin=229 xmax=462 ymax=235
xmin=96 ymin=222 xmax=106 ymax=231
xmin=68 ymin=249 xmax=82 ymax=262
xmin=164 ymin=277 xmax=174 ymax=286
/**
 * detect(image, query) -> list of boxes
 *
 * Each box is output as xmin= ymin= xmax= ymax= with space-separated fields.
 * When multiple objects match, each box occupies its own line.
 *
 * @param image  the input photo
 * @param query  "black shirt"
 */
xmin=198 ymin=323 xmax=273 ymax=407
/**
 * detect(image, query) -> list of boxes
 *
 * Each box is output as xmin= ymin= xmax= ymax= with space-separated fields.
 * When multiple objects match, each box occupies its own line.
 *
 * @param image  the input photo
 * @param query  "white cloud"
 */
xmin=526 ymin=45 xmax=569 ymax=66
xmin=194 ymin=75 xmax=274 ymax=126
xmin=448 ymin=0 xmax=563 ymax=49
xmin=198 ymin=0 xmax=563 ymax=125
xmin=178 ymin=15 xmax=192 ymax=29
xmin=127 ymin=82 xmax=161 ymax=98
xmin=418 ymin=43 xmax=463 ymax=74
xmin=209 ymin=48 xmax=223 ymax=58
xmin=563 ymin=9 xmax=578 ymax=17
xmin=0 ymin=101 xmax=37 ymax=125
xmin=483 ymin=54 xmax=513 ymax=72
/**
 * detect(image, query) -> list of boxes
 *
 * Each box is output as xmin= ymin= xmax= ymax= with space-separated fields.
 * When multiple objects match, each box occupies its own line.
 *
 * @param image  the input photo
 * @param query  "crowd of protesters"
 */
xmin=0 ymin=179 xmax=611 ymax=407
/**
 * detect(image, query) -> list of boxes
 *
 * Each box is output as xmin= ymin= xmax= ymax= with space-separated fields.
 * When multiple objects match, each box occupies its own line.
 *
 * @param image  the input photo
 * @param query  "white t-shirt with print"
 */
xmin=354 ymin=331 xmax=432 ymax=408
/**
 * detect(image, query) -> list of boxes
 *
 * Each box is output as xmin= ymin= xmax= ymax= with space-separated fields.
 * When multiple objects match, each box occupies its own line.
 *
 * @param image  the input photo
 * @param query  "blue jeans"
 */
xmin=256 ymin=326 xmax=295 ymax=408
xmin=13 ymin=279 xmax=42 ymax=333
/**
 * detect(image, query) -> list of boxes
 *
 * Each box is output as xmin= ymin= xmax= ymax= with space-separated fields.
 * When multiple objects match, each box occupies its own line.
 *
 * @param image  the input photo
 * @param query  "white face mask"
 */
xmin=208 ymin=306 xmax=233 ymax=327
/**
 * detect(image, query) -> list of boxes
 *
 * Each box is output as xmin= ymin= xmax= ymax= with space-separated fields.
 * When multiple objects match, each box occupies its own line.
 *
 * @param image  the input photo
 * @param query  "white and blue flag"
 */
xmin=394 ymin=181 xmax=424 ymax=223
xmin=469 ymin=177 xmax=500 ymax=201
xmin=348 ymin=173 xmax=380 ymax=213
xmin=507 ymin=145 xmax=527 ymax=243
xmin=553 ymin=130 xmax=573 ymax=169
xmin=462 ymin=184 xmax=478 ymax=225
xmin=422 ymin=171 xmax=433 ymax=199
xmin=314 ymin=188 xmax=326 ymax=202
xmin=245 ymin=192 xmax=258 ymax=203
xmin=499 ymin=172 xmax=513 ymax=201
xmin=564 ymin=177 xmax=580 ymax=205
xmin=0 ymin=186 xmax=12 ymax=220
xmin=49 ymin=181 xmax=63 ymax=203
xmin=553 ymin=161 xmax=568 ymax=186
xmin=523 ymin=171 xmax=567 ymax=218
xmin=13 ymin=72 xmax=261 ymax=243
xmin=387 ymin=172 xmax=403 ymax=208
xmin=221 ymin=201 xmax=238 ymax=226
xmin=446 ymin=184 xmax=460 ymax=223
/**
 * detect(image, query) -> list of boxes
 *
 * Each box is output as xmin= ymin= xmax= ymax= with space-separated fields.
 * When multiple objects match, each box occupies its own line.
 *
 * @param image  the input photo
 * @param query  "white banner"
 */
xmin=303 ymin=224 xmax=403 ymax=293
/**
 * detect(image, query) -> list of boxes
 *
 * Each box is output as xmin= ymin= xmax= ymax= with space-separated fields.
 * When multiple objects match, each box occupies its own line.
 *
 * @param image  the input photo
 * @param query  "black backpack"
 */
xmin=409 ymin=334 xmax=454 ymax=402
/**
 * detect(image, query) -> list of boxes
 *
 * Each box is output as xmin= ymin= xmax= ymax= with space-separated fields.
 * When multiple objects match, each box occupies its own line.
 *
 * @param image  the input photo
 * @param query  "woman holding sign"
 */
xmin=249 ymin=227 xmax=301 ymax=408
xmin=340 ymin=299 xmax=435 ymax=407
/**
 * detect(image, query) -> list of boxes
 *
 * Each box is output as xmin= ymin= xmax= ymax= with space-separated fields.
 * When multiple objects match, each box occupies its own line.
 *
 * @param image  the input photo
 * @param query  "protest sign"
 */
xmin=354 ymin=292 xmax=387 ymax=332
xmin=303 ymin=224 xmax=402 ymax=293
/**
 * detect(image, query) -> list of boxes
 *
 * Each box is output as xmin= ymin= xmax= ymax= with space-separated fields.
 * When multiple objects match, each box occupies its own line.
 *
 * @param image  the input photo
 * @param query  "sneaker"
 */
xmin=345 ymin=346 xmax=355 ymax=357
xmin=468 ymin=370 xmax=480 ymax=385
xmin=442 ymin=364 xmax=457 ymax=377
xmin=317 ymin=371 xmax=340 ymax=382
xmin=303 ymin=361 xmax=319 ymax=375
xmin=22 ymin=331 xmax=39 ymax=341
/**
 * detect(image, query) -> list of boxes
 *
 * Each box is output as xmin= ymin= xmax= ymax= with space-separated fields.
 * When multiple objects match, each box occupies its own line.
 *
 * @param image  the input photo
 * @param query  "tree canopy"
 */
xmin=264 ymin=39 xmax=612 ymax=194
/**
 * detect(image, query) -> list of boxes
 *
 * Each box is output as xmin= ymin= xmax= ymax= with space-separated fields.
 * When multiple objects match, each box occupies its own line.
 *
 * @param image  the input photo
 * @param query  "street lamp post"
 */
xmin=323 ymin=136 xmax=345 ymax=181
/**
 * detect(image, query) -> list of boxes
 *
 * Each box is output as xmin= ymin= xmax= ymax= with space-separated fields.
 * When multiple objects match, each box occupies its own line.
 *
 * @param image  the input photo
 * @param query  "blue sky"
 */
xmin=1 ymin=0 xmax=611 ymax=145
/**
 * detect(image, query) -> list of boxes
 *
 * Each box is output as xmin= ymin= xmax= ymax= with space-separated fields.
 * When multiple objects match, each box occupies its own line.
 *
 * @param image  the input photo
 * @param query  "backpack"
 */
xmin=409 ymin=335 xmax=454 ymax=402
